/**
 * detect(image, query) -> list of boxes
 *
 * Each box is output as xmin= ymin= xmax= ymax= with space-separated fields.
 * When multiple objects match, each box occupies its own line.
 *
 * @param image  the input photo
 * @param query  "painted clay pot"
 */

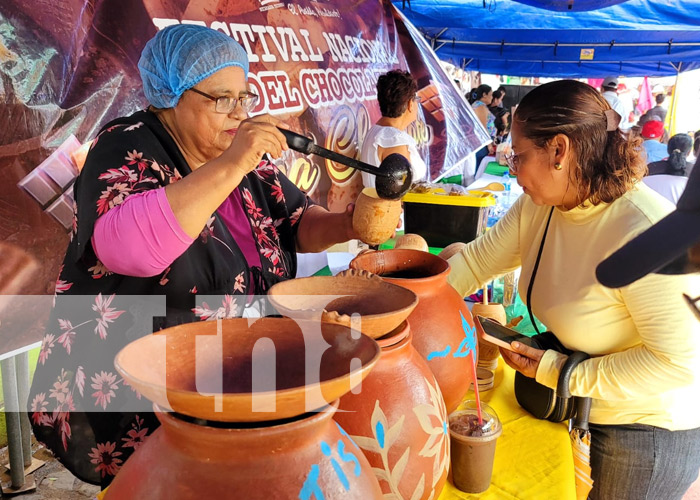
xmin=353 ymin=188 xmax=402 ymax=245
xmin=471 ymin=302 xmax=507 ymax=370
xmin=105 ymin=401 xmax=383 ymax=500
xmin=350 ymin=249 xmax=477 ymax=413
xmin=335 ymin=322 xmax=449 ymax=500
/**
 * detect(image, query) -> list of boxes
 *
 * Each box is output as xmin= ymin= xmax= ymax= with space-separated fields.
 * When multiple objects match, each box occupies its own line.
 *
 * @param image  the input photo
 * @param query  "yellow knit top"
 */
xmin=448 ymin=183 xmax=700 ymax=430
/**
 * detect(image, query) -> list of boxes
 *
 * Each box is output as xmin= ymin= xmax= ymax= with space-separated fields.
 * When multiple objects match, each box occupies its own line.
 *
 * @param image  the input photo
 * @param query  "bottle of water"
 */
xmin=501 ymin=171 xmax=513 ymax=210
xmin=487 ymin=172 xmax=512 ymax=227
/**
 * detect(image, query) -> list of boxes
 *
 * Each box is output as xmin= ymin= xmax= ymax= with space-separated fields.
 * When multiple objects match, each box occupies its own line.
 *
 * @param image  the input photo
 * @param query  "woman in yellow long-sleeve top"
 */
xmin=448 ymin=79 xmax=700 ymax=500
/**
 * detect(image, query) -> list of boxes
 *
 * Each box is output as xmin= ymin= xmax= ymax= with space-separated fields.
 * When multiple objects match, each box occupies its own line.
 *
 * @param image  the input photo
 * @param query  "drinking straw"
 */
xmin=470 ymin=353 xmax=484 ymax=426
xmin=482 ymin=283 xmax=488 ymax=305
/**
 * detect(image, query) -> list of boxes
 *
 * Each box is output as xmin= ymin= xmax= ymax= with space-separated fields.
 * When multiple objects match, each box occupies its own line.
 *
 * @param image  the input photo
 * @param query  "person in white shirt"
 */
xmin=601 ymin=76 xmax=631 ymax=130
xmin=359 ymin=70 xmax=428 ymax=188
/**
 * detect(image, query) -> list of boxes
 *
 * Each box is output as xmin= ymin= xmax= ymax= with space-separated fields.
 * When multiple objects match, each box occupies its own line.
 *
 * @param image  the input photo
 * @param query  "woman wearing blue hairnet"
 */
xmin=28 ymin=24 xmax=358 ymax=487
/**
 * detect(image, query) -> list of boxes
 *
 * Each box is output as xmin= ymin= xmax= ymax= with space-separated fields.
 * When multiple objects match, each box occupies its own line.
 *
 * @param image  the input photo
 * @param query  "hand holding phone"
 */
xmin=475 ymin=315 xmax=532 ymax=352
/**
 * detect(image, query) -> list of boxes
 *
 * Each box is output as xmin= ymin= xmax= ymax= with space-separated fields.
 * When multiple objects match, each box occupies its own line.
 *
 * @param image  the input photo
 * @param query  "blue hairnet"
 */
xmin=138 ymin=24 xmax=249 ymax=109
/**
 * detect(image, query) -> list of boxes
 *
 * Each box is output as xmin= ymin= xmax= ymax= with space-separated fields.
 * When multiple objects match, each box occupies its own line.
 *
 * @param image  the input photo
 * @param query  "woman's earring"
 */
xmin=554 ymin=162 xmax=563 ymax=170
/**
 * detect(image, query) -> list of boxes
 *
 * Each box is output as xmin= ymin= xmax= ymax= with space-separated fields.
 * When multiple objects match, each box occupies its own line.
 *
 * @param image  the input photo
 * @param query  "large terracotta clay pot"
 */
xmin=335 ymin=322 xmax=450 ymax=500
xmin=350 ymin=249 xmax=476 ymax=413
xmin=114 ymin=318 xmax=380 ymax=422
xmin=105 ymin=401 xmax=383 ymax=500
xmin=106 ymin=318 xmax=384 ymax=499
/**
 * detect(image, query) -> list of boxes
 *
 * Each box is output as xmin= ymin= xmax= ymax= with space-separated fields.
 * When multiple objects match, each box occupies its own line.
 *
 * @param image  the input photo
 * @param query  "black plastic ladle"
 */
xmin=277 ymin=127 xmax=413 ymax=200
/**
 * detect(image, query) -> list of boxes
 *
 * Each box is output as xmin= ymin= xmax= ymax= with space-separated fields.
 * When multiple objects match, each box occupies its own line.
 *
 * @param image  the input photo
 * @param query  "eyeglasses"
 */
xmin=188 ymin=87 xmax=259 ymax=114
xmin=503 ymin=147 xmax=535 ymax=174
xmin=413 ymin=95 xmax=422 ymax=103
xmin=684 ymin=293 xmax=700 ymax=321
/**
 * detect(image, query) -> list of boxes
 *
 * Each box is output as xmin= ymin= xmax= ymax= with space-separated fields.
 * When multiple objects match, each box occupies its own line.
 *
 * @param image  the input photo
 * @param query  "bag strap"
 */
xmin=526 ymin=207 xmax=555 ymax=335
xmin=556 ymin=351 xmax=590 ymax=398
xmin=557 ymin=351 xmax=592 ymax=427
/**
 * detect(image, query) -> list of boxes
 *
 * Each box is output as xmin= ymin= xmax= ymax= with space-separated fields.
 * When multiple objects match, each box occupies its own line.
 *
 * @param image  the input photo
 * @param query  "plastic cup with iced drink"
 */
xmin=449 ymin=400 xmax=502 ymax=493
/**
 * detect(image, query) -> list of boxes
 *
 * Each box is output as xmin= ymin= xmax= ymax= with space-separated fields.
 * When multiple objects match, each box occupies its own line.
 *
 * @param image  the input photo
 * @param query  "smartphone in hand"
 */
xmin=475 ymin=315 xmax=533 ymax=352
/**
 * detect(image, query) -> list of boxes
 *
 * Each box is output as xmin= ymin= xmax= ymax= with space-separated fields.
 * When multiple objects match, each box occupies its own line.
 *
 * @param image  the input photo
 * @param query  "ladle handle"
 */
xmin=277 ymin=127 xmax=390 ymax=178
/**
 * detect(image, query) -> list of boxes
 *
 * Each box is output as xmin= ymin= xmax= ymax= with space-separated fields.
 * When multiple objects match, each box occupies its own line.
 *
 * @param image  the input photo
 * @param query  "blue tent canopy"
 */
xmin=511 ymin=0 xmax=630 ymax=12
xmin=392 ymin=0 xmax=700 ymax=77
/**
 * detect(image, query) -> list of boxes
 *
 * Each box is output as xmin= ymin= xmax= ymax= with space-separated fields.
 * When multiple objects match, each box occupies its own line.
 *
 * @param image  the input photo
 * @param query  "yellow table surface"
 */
xmin=439 ymin=361 xmax=577 ymax=500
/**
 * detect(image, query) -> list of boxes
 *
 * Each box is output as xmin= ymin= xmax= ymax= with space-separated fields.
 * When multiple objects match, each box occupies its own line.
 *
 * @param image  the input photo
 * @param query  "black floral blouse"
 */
xmin=29 ymin=110 xmax=312 ymax=486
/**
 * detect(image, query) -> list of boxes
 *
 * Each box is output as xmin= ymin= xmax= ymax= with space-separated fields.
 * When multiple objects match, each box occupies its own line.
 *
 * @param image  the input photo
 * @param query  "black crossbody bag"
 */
xmin=514 ymin=207 xmax=591 ymax=422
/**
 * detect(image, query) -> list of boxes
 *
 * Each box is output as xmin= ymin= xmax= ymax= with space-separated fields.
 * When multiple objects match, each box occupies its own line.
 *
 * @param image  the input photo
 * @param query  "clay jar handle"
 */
xmin=336 ymin=268 xmax=383 ymax=282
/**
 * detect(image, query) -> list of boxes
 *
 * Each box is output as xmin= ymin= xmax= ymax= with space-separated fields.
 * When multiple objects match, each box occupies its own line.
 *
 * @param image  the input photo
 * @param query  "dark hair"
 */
xmin=376 ymin=70 xmax=417 ymax=118
xmin=655 ymin=94 xmax=665 ymax=105
xmin=497 ymin=85 xmax=507 ymax=95
xmin=468 ymin=84 xmax=492 ymax=104
xmin=492 ymin=89 xmax=505 ymax=100
xmin=513 ymin=79 xmax=645 ymax=206
xmin=629 ymin=125 xmax=642 ymax=140
xmin=666 ymin=134 xmax=693 ymax=176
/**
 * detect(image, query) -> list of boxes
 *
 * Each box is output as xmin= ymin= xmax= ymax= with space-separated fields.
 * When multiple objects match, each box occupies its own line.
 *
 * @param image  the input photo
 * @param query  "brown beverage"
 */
xmin=449 ymin=402 xmax=502 ymax=493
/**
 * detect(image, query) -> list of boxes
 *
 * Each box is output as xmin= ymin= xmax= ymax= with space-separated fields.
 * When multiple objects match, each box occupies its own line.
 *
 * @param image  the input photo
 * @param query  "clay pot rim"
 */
xmin=375 ymin=320 xmax=411 ymax=349
xmin=349 ymin=249 xmax=451 ymax=283
xmin=267 ymin=271 xmax=418 ymax=339
xmin=114 ymin=318 xmax=381 ymax=422
xmin=471 ymin=302 xmax=506 ymax=308
xmin=475 ymin=367 xmax=495 ymax=383
xmin=153 ymin=399 xmax=339 ymax=433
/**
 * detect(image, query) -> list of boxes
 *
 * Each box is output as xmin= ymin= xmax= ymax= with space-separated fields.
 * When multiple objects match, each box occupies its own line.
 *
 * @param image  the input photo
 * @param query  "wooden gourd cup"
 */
xmin=352 ymin=188 xmax=402 ymax=246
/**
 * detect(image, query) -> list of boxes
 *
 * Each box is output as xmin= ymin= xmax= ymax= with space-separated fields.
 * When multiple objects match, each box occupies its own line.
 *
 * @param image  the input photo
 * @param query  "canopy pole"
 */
xmin=668 ymin=62 xmax=682 ymax=136
xmin=430 ymin=28 xmax=449 ymax=51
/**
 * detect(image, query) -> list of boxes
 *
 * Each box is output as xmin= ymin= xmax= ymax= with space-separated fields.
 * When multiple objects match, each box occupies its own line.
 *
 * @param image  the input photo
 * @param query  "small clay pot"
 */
xmin=471 ymin=303 xmax=506 ymax=326
xmin=475 ymin=367 xmax=494 ymax=392
xmin=437 ymin=242 xmax=467 ymax=261
xmin=471 ymin=303 xmax=506 ymax=368
xmin=395 ymin=233 xmax=429 ymax=252
xmin=353 ymin=188 xmax=402 ymax=245
xmin=267 ymin=270 xmax=418 ymax=338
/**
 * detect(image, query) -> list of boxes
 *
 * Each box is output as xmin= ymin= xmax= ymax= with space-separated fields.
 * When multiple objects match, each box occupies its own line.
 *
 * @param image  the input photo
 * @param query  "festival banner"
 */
xmin=0 ymin=0 xmax=487 ymax=351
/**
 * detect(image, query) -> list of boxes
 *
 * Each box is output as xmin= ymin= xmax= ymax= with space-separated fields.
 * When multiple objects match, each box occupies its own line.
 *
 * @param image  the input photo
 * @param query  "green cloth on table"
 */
xmin=490 ymin=278 xmax=545 ymax=336
xmin=484 ymin=162 xmax=515 ymax=177
xmin=312 ymin=265 xmax=332 ymax=276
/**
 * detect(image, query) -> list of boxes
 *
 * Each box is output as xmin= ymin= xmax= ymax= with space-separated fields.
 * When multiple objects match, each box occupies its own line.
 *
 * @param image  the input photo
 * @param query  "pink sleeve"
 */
xmin=91 ymin=188 xmax=194 ymax=277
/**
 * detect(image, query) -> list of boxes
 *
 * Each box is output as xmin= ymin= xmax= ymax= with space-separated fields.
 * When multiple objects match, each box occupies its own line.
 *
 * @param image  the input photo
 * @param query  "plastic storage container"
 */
xmin=402 ymin=188 xmax=495 ymax=248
